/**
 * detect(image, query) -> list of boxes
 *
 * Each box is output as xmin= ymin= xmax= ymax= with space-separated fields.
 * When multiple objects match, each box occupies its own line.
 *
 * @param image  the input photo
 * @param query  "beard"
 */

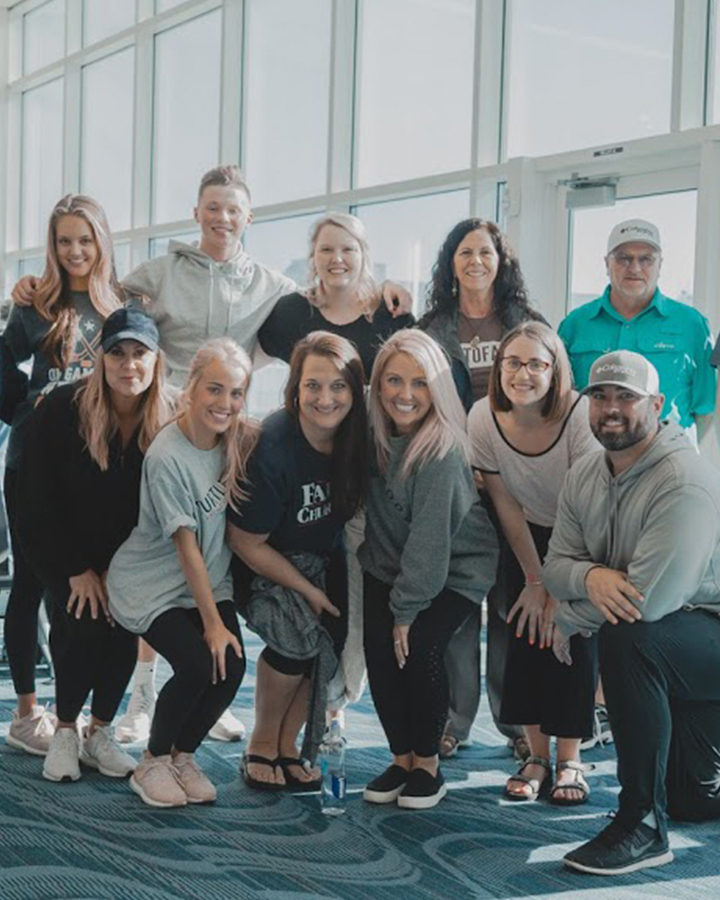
xmin=591 ymin=406 xmax=656 ymax=451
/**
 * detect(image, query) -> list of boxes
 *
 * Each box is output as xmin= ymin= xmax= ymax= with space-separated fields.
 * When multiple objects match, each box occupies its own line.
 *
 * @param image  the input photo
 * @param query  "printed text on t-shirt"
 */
xmin=298 ymin=481 xmax=332 ymax=525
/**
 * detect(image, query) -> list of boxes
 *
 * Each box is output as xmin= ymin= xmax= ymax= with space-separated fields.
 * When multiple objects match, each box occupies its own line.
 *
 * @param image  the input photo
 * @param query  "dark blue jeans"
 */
xmin=600 ymin=609 xmax=720 ymax=839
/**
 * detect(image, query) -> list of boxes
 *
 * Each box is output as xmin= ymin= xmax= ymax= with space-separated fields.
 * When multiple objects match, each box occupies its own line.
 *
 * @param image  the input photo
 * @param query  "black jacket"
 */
xmin=17 ymin=382 xmax=144 ymax=585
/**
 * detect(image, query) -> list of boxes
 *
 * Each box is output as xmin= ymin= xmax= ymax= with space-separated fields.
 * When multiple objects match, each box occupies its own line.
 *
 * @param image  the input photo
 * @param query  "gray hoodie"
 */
xmin=122 ymin=240 xmax=296 ymax=385
xmin=544 ymin=421 xmax=720 ymax=637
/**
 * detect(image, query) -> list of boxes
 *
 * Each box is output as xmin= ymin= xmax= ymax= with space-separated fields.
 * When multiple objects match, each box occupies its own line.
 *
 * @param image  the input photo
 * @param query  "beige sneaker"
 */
xmin=173 ymin=752 xmax=217 ymax=804
xmin=130 ymin=753 xmax=187 ymax=808
xmin=7 ymin=705 xmax=56 ymax=756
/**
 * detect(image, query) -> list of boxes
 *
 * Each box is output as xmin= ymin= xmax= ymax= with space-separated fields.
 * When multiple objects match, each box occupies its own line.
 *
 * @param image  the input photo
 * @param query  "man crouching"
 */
xmin=544 ymin=349 xmax=720 ymax=876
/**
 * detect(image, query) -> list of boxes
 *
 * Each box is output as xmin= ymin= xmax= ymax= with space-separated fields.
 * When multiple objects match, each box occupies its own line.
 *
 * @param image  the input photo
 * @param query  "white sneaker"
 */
xmin=130 ymin=753 xmax=187 ymax=808
xmin=208 ymin=708 xmax=245 ymax=742
xmin=43 ymin=728 xmax=81 ymax=782
xmin=115 ymin=681 xmax=156 ymax=744
xmin=81 ymin=725 xmax=137 ymax=778
xmin=7 ymin=705 xmax=56 ymax=756
xmin=174 ymin=752 xmax=217 ymax=804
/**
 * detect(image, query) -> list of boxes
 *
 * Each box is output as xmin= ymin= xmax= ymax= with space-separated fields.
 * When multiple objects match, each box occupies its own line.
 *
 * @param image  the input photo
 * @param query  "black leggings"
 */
xmin=47 ymin=581 xmax=137 ymax=724
xmin=364 ymin=572 xmax=473 ymax=758
xmin=144 ymin=601 xmax=245 ymax=756
xmin=3 ymin=467 xmax=46 ymax=696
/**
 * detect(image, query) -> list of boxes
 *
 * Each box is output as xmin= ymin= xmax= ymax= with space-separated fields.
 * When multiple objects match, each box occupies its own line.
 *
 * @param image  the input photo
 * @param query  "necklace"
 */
xmin=459 ymin=312 xmax=492 ymax=349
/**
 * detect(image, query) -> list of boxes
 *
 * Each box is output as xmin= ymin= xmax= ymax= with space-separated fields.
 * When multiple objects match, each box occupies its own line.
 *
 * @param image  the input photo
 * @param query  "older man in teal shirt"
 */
xmin=559 ymin=219 xmax=715 ymax=438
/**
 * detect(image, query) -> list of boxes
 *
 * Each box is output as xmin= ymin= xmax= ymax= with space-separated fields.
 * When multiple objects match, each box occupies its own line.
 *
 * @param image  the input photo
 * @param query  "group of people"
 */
xmin=1 ymin=163 xmax=719 ymax=878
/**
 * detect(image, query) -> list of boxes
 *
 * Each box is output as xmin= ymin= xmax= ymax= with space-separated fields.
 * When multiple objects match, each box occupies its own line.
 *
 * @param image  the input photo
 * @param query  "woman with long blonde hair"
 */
xmin=108 ymin=337 xmax=257 ymax=808
xmin=1 ymin=193 xmax=124 ymax=757
xmin=359 ymin=329 xmax=498 ymax=810
xmin=16 ymin=308 xmax=172 ymax=783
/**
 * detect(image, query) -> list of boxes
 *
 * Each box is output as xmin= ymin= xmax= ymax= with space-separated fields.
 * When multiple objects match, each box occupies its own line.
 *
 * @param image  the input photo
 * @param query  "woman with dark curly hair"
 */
xmin=420 ymin=217 xmax=545 ymax=763
xmin=420 ymin=218 xmax=544 ymax=411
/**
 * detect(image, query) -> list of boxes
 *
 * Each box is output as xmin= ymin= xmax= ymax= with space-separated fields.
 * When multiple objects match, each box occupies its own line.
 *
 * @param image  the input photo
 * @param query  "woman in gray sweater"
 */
xmin=359 ymin=330 xmax=498 ymax=810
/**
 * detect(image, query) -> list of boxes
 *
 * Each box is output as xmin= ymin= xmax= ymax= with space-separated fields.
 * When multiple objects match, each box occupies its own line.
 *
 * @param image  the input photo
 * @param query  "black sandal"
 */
xmin=549 ymin=760 xmax=590 ymax=806
xmin=505 ymin=755 xmax=551 ymax=802
xmin=276 ymin=756 xmax=322 ymax=792
xmin=241 ymin=753 xmax=284 ymax=792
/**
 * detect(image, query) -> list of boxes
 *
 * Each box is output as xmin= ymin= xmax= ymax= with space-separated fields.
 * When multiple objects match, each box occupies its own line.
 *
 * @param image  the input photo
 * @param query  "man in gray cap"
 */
xmin=544 ymin=350 xmax=720 ymax=875
xmin=558 ymin=218 xmax=715 ymax=441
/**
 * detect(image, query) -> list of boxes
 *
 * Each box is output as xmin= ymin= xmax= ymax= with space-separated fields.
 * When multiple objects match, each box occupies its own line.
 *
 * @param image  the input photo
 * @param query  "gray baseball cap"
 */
xmin=607 ymin=219 xmax=662 ymax=255
xmin=583 ymin=350 xmax=660 ymax=397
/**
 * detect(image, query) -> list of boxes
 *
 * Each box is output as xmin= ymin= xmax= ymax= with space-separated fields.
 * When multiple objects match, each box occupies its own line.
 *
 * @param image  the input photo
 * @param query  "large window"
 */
xmin=354 ymin=0 xmax=475 ymax=187
xmin=244 ymin=0 xmax=332 ymax=206
xmin=21 ymin=78 xmax=64 ymax=249
xmin=356 ymin=191 xmax=470 ymax=315
xmin=81 ymin=49 xmax=135 ymax=232
xmin=506 ymin=0 xmax=675 ymax=157
xmin=23 ymin=0 xmax=66 ymax=75
xmin=152 ymin=11 xmax=222 ymax=224
xmin=82 ymin=0 xmax=135 ymax=47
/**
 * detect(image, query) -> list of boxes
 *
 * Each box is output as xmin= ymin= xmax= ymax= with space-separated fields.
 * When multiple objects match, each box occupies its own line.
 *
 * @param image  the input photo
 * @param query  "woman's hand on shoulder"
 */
xmin=304 ymin=586 xmax=340 ymax=619
xmin=203 ymin=621 xmax=243 ymax=683
xmin=381 ymin=281 xmax=413 ymax=317
xmin=11 ymin=276 xmax=37 ymax=307
xmin=68 ymin=569 xmax=113 ymax=624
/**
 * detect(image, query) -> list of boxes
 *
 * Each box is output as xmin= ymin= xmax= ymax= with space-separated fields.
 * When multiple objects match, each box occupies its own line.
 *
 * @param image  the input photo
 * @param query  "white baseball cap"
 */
xmin=607 ymin=219 xmax=662 ymax=256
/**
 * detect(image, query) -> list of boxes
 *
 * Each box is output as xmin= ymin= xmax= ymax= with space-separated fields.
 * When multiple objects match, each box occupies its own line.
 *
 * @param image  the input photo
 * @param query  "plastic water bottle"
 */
xmin=320 ymin=720 xmax=347 ymax=816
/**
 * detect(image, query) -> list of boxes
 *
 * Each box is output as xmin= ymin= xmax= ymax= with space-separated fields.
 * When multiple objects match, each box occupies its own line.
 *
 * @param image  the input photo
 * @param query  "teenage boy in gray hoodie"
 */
xmin=543 ymin=350 xmax=720 ymax=876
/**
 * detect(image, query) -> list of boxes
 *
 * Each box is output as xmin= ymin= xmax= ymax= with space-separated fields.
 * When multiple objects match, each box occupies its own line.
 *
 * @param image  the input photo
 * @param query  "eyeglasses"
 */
xmin=610 ymin=252 xmax=658 ymax=269
xmin=500 ymin=357 xmax=552 ymax=375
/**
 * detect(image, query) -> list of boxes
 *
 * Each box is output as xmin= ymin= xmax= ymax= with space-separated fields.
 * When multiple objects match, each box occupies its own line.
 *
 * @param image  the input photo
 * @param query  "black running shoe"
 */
xmin=564 ymin=818 xmax=673 ymax=875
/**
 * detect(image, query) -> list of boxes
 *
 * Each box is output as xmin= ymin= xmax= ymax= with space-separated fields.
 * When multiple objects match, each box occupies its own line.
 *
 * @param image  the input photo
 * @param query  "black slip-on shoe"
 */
xmin=397 ymin=767 xmax=447 ymax=810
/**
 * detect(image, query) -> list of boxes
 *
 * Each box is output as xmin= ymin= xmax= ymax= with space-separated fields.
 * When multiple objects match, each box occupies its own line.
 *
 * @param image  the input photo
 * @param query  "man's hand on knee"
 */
xmin=584 ymin=566 xmax=643 ymax=625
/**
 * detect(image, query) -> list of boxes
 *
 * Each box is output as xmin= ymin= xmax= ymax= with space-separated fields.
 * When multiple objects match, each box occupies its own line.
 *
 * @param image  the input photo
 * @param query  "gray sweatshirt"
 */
xmin=122 ymin=240 xmax=296 ymax=385
xmin=544 ymin=421 xmax=720 ymax=637
xmin=358 ymin=435 xmax=499 ymax=626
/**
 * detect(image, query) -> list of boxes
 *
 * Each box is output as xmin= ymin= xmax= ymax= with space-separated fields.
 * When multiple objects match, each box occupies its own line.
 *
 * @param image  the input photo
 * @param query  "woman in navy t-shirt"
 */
xmin=228 ymin=331 xmax=367 ymax=791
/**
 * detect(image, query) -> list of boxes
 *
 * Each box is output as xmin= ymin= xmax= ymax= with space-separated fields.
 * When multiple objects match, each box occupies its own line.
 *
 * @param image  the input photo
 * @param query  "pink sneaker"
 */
xmin=173 ymin=752 xmax=217 ymax=804
xmin=130 ymin=753 xmax=186 ymax=808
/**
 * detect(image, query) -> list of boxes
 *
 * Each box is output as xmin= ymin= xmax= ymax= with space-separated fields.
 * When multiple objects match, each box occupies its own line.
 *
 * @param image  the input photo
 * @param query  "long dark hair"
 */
xmin=420 ymin=218 xmax=542 ymax=330
xmin=285 ymin=331 xmax=368 ymax=520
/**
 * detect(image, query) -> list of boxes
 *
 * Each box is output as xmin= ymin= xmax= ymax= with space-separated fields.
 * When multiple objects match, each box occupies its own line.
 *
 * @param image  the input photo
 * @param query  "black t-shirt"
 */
xmin=258 ymin=291 xmax=415 ymax=378
xmin=228 ymin=408 xmax=347 ymax=553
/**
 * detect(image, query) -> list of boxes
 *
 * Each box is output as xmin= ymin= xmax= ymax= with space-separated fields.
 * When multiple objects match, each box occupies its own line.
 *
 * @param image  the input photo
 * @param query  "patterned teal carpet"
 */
xmin=0 ymin=633 xmax=718 ymax=900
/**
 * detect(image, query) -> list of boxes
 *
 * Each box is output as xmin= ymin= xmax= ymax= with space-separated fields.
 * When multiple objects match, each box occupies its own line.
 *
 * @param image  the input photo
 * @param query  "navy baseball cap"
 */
xmin=101 ymin=307 xmax=159 ymax=354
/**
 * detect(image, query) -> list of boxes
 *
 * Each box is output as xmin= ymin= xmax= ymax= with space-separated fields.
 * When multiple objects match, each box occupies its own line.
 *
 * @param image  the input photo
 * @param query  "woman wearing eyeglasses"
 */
xmin=467 ymin=321 xmax=600 ymax=805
